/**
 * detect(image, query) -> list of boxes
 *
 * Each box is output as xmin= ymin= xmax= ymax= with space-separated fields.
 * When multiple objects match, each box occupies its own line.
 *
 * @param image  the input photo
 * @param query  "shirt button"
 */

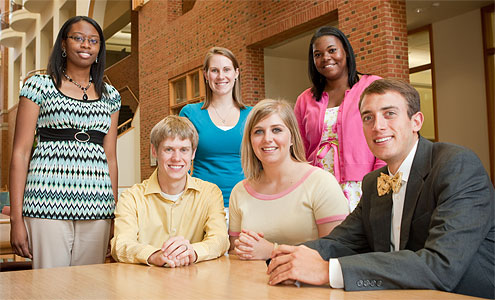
xmin=171 ymin=228 xmax=177 ymax=235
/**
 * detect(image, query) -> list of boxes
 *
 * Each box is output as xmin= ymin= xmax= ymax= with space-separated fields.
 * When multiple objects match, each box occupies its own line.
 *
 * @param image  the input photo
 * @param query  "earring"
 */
xmin=95 ymin=56 xmax=99 ymax=64
xmin=62 ymin=49 xmax=67 ymax=58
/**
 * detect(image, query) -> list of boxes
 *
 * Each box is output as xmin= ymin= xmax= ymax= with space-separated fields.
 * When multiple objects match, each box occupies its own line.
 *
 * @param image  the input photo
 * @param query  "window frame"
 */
xmin=481 ymin=4 xmax=494 ymax=183
xmin=408 ymin=24 xmax=438 ymax=142
xmin=168 ymin=67 xmax=205 ymax=115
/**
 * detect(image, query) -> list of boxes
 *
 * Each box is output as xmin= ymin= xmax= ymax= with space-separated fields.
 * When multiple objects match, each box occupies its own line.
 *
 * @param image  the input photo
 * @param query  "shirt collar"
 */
xmin=388 ymin=140 xmax=419 ymax=183
xmin=144 ymin=169 xmax=201 ymax=196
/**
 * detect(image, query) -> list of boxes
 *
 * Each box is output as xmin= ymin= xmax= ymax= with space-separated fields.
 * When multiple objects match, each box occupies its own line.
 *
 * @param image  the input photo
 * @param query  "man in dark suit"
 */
xmin=267 ymin=79 xmax=494 ymax=299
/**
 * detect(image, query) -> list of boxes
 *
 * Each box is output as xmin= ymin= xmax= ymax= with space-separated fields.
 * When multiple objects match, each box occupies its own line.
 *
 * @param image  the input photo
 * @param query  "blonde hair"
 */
xmin=241 ymin=99 xmax=306 ymax=180
xmin=202 ymin=47 xmax=245 ymax=110
xmin=150 ymin=115 xmax=199 ymax=151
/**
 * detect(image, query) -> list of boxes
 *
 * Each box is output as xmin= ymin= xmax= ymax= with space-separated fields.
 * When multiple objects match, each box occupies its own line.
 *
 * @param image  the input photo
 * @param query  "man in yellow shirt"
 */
xmin=111 ymin=115 xmax=229 ymax=267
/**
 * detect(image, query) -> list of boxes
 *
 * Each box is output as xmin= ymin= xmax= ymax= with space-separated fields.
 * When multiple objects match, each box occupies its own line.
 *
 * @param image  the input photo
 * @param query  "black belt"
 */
xmin=38 ymin=128 xmax=106 ymax=146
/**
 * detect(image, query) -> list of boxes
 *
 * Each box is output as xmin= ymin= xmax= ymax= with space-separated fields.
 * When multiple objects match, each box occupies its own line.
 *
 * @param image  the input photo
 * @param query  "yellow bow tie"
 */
xmin=377 ymin=172 xmax=403 ymax=196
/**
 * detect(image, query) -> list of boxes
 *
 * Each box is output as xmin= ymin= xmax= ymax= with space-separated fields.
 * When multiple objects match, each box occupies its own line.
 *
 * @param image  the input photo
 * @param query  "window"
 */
xmin=169 ymin=67 xmax=205 ymax=115
xmin=408 ymin=25 xmax=437 ymax=141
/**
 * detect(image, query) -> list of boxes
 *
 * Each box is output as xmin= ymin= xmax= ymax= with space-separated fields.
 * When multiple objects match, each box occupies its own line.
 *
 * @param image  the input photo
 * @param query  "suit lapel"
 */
xmin=370 ymin=169 xmax=393 ymax=252
xmin=399 ymin=137 xmax=432 ymax=249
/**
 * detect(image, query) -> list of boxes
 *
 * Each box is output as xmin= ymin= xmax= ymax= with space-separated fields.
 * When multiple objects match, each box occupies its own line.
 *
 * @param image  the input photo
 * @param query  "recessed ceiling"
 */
xmin=106 ymin=23 xmax=131 ymax=52
xmin=406 ymin=0 xmax=492 ymax=31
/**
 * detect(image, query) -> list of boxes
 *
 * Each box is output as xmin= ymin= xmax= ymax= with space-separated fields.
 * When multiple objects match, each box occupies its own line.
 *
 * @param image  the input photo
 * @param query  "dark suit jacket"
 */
xmin=304 ymin=137 xmax=495 ymax=298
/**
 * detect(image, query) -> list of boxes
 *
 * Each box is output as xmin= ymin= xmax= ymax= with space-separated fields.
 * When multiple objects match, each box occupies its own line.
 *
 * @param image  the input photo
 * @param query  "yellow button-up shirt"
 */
xmin=111 ymin=170 xmax=229 ymax=265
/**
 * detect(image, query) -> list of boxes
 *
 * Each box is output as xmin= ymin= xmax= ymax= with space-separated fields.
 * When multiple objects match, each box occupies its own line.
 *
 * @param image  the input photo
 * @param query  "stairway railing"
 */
xmin=116 ymin=86 xmax=139 ymax=136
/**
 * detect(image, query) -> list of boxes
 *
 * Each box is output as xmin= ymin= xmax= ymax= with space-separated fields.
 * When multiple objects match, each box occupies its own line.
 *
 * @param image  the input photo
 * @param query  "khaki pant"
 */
xmin=24 ymin=217 xmax=111 ymax=269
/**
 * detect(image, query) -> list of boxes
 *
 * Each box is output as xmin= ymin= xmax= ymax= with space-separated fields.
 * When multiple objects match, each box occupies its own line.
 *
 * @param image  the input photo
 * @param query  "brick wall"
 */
xmin=168 ymin=0 xmax=182 ymax=22
xmin=338 ymin=0 xmax=409 ymax=80
xmin=105 ymin=55 xmax=139 ymax=98
xmin=137 ymin=0 xmax=408 ymax=179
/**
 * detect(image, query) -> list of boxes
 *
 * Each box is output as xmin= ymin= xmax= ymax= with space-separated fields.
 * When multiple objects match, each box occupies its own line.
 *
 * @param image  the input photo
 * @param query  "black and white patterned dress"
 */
xmin=20 ymin=74 xmax=120 ymax=220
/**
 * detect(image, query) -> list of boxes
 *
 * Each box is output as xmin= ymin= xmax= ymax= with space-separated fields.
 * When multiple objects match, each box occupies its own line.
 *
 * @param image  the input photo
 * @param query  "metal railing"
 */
xmin=1 ymin=1 xmax=23 ymax=30
xmin=0 ymin=11 xmax=10 ymax=30
xmin=116 ymin=86 xmax=139 ymax=136
xmin=117 ymin=118 xmax=133 ymax=136
xmin=24 ymin=69 xmax=47 ymax=83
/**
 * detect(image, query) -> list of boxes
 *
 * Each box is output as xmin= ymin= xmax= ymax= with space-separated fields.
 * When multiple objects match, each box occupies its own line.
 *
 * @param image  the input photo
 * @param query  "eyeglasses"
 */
xmin=67 ymin=35 xmax=100 ymax=45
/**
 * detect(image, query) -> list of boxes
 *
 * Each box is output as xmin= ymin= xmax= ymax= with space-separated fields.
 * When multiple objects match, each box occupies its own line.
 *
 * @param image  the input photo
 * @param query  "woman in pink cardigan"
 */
xmin=294 ymin=26 xmax=385 ymax=211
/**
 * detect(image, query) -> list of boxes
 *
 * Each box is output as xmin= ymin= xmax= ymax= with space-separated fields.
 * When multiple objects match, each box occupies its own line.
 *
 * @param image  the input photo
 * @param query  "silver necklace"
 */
xmin=63 ymin=71 xmax=92 ymax=101
xmin=211 ymin=104 xmax=229 ymax=124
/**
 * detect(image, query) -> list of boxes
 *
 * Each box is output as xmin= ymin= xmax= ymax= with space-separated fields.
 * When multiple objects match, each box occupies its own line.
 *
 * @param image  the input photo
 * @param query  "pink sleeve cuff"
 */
xmin=316 ymin=214 xmax=348 ymax=225
xmin=228 ymin=231 xmax=240 ymax=237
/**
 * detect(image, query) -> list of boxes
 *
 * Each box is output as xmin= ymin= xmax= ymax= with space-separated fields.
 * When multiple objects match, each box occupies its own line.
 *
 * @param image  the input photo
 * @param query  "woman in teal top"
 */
xmin=180 ymin=47 xmax=251 ymax=208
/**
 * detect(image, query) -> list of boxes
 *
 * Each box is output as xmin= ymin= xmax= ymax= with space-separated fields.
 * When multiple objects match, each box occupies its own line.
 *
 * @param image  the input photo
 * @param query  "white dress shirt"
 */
xmin=329 ymin=141 xmax=419 ymax=288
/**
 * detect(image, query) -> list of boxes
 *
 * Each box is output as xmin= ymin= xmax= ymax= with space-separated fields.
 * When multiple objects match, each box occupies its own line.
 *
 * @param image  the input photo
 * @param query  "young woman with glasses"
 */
xmin=9 ymin=16 xmax=120 ymax=269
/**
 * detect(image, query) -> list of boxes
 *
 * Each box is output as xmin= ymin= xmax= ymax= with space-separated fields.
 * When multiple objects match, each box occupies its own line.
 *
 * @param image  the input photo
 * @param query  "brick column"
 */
xmin=338 ymin=0 xmax=409 ymax=81
xmin=242 ymin=47 xmax=265 ymax=106
xmin=168 ymin=0 xmax=182 ymax=22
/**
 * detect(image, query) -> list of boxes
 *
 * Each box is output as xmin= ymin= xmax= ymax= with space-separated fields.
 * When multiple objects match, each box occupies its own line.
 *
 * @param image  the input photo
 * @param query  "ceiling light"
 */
xmin=432 ymin=2 xmax=440 ymax=7
xmin=415 ymin=8 xmax=423 ymax=13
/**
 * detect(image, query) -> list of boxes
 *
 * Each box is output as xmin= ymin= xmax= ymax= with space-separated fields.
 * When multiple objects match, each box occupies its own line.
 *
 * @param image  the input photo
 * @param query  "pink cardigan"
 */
xmin=294 ymin=75 xmax=386 ymax=183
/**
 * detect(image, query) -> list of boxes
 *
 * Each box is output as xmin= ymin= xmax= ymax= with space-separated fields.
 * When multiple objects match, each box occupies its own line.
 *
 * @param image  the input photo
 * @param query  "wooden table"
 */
xmin=0 ymin=215 xmax=31 ymax=267
xmin=0 ymin=213 xmax=9 ymax=224
xmin=0 ymin=213 xmax=12 ymax=255
xmin=0 ymin=255 xmax=482 ymax=299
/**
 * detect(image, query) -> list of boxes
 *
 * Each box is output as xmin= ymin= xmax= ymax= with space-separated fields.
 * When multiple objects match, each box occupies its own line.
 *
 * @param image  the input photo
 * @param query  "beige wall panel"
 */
xmin=264 ymin=56 xmax=310 ymax=105
xmin=433 ymin=9 xmax=490 ymax=173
